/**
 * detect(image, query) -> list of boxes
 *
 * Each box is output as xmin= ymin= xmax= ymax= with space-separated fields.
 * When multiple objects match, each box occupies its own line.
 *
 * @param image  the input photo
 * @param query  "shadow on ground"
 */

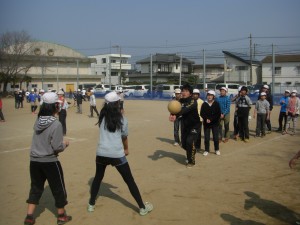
xmin=148 ymin=149 xmax=186 ymax=165
xmin=87 ymin=178 xmax=138 ymax=212
xmin=34 ymin=186 xmax=57 ymax=218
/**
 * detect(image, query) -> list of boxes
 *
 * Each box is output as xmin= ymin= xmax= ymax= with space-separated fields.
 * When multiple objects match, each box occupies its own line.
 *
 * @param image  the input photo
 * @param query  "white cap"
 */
xmin=260 ymin=92 xmax=267 ymax=96
xmin=193 ymin=89 xmax=200 ymax=94
xmin=207 ymin=90 xmax=216 ymax=96
xmin=40 ymin=89 xmax=45 ymax=93
xmin=285 ymin=90 xmax=291 ymax=93
xmin=48 ymin=89 xmax=52 ymax=92
xmin=77 ymin=89 xmax=81 ymax=92
xmin=57 ymin=90 xmax=64 ymax=95
xmin=90 ymin=89 xmax=94 ymax=93
xmin=220 ymin=87 xmax=228 ymax=92
xmin=105 ymin=91 xmax=120 ymax=103
xmin=174 ymin=88 xmax=181 ymax=94
xmin=292 ymin=90 xmax=298 ymax=94
xmin=263 ymin=85 xmax=269 ymax=89
xmin=31 ymin=89 xmax=34 ymax=92
xmin=238 ymin=86 xmax=242 ymax=92
xmin=42 ymin=92 xmax=62 ymax=104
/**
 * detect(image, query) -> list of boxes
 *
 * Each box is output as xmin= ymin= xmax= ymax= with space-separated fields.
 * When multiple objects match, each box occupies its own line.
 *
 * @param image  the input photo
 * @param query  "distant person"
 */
xmin=192 ymin=89 xmax=203 ymax=151
xmin=17 ymin=90 xmax=23 ymax=109
xmin=39 ymin=89 xmax=45 ymax=105
xmin=82 ymin=88 xmax=86 ymax=100
xmin=24 ymin=92 xmax=71 ymax=225
xmin=277 ymin=90 xmax=290 ymax=132
xmin=89 ymin=90 xmax=99 ymax=118
xmin=14 ymin=90 xmax=19 ymax=109
xmin=216 ymin=87 xmax=231 ymax=143
xmin=118 ymin=89 xmax=125 ymax=113
xmin=87 ymin=92 xmax=153 ymax=215
xmin=253 ymin=92 xmax=270 ymax=137
xmin=0 ymin=95 xmax=5 ymax=122
xmin=28 ymin=89 xmax=38 ymax=114
xmin=258 ymin=85 xmax=273 ymax=133
xmin=58 ymin=90 xmax=68 ymax=136
xmin=76 ymin=89 xmax=84 ymax=114
xmin=232 ymin=87 xmax=241 ymax=140
xmin=200 ymin=90 xmax=221 ymax=156
xmin=236 ymin=86 xmax=252 ymax=142
xmin=283 ymin=90 xmax=300 ymax=135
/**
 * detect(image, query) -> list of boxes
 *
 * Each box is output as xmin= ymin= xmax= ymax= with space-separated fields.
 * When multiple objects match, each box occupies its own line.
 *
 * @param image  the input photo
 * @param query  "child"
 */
xmin=172 ymin=88 xmax=181 ymax=146
xmin=277 ymin=90 xmax=290 ymax=132
xmin=89 ymin=90 xmax=99 ymax=117
xmin=192 ymin=89 xmax=203 ymax=151
xmin=57 ymin=90 xmax=68 ymax=136
xmin=200 ymin=90 xmax=221 ymax=156
xmin=24 ymin=92 xmax=71 ymax=225
xmin=283 ymin=90 xmax=300 ymax=135
xmin=253 ymin=92 xmax=270 ymax=137
xmin=88 ymin=92 xmax=153 ymax=215
xmin=235 ymin=86 xmax=252 ymax=142
xmin=216 ymin=87 xmax=231 ymax=143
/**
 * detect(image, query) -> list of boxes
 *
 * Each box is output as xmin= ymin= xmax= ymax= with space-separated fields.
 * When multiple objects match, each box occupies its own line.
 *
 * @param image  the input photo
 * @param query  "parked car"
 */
xmin=122 ymin=85 xmax=136 ymax=97
xmin=156 ymin=84 xmax=182 ymax=98
xmin=215 ymin=83 xmax=240 ymax=99
xmin=133 ymin=85 xmax=150 ymax=97
xmin=194 ymin=83 xmax=216 ymax=91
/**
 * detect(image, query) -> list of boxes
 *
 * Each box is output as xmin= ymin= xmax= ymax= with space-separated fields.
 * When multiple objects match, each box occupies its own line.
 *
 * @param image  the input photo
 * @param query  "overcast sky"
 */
xmin=1 ymin=0 xmax=300 ymax=63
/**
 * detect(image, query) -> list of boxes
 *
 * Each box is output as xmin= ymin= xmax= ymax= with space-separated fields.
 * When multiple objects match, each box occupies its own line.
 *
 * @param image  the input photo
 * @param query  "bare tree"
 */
xmin=0 ymin=31 xmax=34 ymax=94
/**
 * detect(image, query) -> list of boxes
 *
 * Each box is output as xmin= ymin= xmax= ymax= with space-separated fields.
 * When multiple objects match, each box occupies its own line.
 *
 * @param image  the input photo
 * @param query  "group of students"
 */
xmin=171 ymin=84 xmax=300 ymax=168
xmin=23 ymin=91 xmax=152 ymax=225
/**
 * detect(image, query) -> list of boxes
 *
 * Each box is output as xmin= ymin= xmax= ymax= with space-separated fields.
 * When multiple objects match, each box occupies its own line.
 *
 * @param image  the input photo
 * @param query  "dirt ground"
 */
xmin=0 ymin=97 xmax=299 ymax=225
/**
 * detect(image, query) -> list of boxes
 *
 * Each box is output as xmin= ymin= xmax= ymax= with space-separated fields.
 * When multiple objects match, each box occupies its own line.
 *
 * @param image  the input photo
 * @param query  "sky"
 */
xmin=1 ymin=0 xmax=300 ymax=64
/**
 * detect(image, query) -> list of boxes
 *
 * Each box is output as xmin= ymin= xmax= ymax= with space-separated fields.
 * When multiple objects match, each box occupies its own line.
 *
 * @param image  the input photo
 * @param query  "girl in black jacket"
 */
xmin=200 ymin=90 xmax=221 ymax=156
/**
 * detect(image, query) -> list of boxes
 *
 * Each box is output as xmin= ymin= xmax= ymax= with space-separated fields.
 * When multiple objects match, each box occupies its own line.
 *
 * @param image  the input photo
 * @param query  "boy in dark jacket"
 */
xmin=176 ymin=84 xmax=200 ymax=168
xmin=200 ymin=90 xmax=221 ymax=156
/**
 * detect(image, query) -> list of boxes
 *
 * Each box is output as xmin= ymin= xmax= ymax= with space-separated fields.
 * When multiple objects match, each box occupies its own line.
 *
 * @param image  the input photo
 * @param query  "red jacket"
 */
xmin=0 ymin=99 xmax=2 ymax=109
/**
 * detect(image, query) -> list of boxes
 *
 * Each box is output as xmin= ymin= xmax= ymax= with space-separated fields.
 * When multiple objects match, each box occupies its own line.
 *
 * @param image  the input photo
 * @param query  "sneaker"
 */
xmin=57 ymin=214 xmax=72 ymax=225
xmin=87 ymin=204 xmax=95 ymax=212
xmin=186 ymin=163 xmax=194 ymax=168
xmin=139 ymin=202 xmax=153 ymax=216
xmin=244 ymin=139 xmax=249 ymax=143
xmin=24 ymin=215 xmax=35 ymax=225
xmin=173 ymin=142 xmax=179 ymax=146
xmin=203 ymin=151 xmax=209 ymax=156
xmin=215 ymin=150 xmax=221 ymax=156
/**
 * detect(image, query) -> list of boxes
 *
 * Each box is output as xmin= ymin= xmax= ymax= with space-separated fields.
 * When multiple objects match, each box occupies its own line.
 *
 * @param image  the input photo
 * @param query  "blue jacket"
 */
xmin=28 ymin=93 xmax=38 ymax=102
xmin=216 ymin=95 xmax=231 ymax=115
xmin=279 ymin=96 xmax=289 ymax=112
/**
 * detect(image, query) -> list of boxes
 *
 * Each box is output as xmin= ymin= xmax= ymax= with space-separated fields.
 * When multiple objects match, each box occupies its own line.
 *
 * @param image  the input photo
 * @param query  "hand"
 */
xmin=220 ymin=114 xmax=224 ymax=119
xmin=64 ymin=140 xmax=69 ymax=148
xmin=206 ymin=119 xmax=211 ymax=123
xmin=124 ymin=149 xmax=129 ymax=156
xmin=169 ymin=114 xmax=176 ymax=122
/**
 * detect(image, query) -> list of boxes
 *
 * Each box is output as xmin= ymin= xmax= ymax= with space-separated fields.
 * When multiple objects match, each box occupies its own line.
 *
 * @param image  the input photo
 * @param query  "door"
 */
xmin=66 ymin=84 xmax=74 ymax=93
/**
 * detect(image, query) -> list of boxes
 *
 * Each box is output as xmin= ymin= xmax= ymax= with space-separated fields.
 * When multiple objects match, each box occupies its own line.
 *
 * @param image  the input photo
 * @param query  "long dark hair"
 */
xmin=97 ymin=101 xmax=123 ymax=132
xmin=38 ymin=103 xmax=58 ymax=118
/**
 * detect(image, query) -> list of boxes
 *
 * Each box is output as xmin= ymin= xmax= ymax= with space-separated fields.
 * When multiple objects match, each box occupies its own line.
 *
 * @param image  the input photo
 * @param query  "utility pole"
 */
xmin=179 ymin=54 xmax=182 ymax=86
xmin=119 ymin=46 xmax=122 ymax=85
xmin=271 ymin=44 xmax=275 ymax=95
xmin=150 ymin=54 xmax=153 ymax=98
xmin=203 ymin=49 xmax=206 ymax=92
xmin=76 ymin=59 xmax=79 ymax=90
xmin=249 ymin=33 xmax=253 ymax=85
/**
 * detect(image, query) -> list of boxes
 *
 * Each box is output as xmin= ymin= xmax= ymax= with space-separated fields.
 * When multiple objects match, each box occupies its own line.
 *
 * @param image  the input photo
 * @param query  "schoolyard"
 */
xmin=0 ymin=97 xmax=299 ymax=225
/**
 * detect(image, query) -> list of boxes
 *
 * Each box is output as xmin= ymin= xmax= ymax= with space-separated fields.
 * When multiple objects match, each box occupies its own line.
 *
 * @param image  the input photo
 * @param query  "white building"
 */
xmin=1 ymin=41 xmax=97 ymax=92
xmin=89 ymin=53 xmax=132 ymax=85
xmin=223 ymin=51 xmax=261 ymax=85
xmin=261 ymin=54 xmax=300 ymax=92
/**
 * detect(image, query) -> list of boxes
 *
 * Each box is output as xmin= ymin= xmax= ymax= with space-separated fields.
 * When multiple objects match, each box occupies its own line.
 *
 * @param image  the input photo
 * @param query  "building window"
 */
xmin=158 ymin=64 xmax=169 ymax=72
xmin=111 ymin=59 xmax=116 ymax=63
xmin=296 ymin=66 xmax=300 ymax=75
xmin=235 ymin=66 xmax=248 ymax=71
xmin=182 ymin=64 xmax=188 ymax=73
xmin=48 ymin=84 xmax=53 ymax=88
xmin=32 ymin=84 xmax=37 ymax=88
xmin=11 ymin=84 xmax=20 ymax=88
xmin=275 ymin=67 xmax=281 ymax=75
xmin=102 ymin=58 xmax=106 ymax=63
xmin=111 ymin=72 xmax=118 ymax=76
xmin=176 ymin=64 xmax=178 ymax=69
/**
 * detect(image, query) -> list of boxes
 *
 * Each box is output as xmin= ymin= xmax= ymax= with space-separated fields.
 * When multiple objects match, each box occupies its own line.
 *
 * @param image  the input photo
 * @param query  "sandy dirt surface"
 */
xmin=0 ymin=97 xmax=299 ymax=225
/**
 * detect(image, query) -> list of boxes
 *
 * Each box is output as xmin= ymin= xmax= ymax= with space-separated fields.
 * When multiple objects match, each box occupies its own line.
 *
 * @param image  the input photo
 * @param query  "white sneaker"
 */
xmin=203 ymin=151 xmax=208 ymax=156
xmin=215 ymin=150 xmax=221 ymax=156
xmin=87 ymin=204 xmax=95 ymax=212
xmin=139 ymin=202 xmax=153 ymax=216
xmin=174 ymin=142 xmax=179 ymax=146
